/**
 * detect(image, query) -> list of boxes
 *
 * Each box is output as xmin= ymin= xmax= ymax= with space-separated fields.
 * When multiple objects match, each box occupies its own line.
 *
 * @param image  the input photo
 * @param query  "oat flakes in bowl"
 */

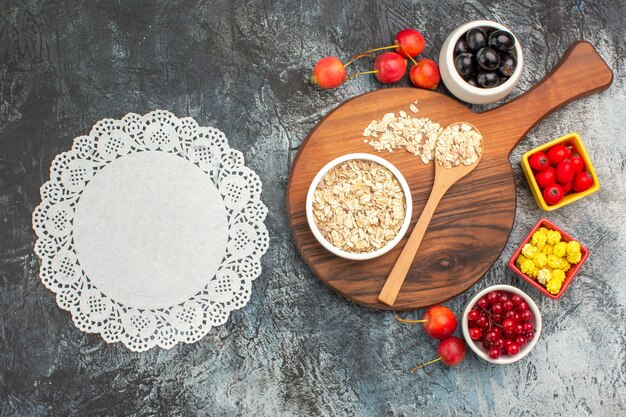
xmin=305 ymin=153 xmax=413 ymax=261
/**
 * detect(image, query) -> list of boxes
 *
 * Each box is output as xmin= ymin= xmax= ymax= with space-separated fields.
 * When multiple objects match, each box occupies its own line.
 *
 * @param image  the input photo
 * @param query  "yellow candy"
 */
xmin=531 ymin=231 xmax=547 ymax=248
xmin=522 ymin=243 xmax=538 ymax=259
xmin=516 ymin=254 xmax=528 ymax=267
xmin=553 ymin=242 xmax=567 ymax=258
xmin=546 ymin=230 xmax=561 ymax=245
xmin=538 ymin=227 xmax=550 ymax=234
xmin=567 ymin=241 xmax=581 ymax=256
xmin=521 ymin=259 xmax=538 ymax=278
xmin=552 ymin=269 xmax=566 ymax=283
xmin=537 ymin=268 xmax=552 ymax=285
xmin=546 ymin=278 xmax=562 ymax=295
xmin=547 ymin=254 xmax=561 ymax=269
xmin=558 ymin=258 xmax=571 ymax=272
xmin=541 ymin=244 xmax=553 ymax=255
xmin=567 ymin=252 xmax=582 ymax=264
xmin=534 ymin=253 xmax=548 ymax=268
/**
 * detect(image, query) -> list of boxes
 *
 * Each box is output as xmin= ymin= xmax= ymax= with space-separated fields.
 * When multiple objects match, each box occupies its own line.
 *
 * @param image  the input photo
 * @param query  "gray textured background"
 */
xmin=1 ymin=0 xmax=625 ymax=416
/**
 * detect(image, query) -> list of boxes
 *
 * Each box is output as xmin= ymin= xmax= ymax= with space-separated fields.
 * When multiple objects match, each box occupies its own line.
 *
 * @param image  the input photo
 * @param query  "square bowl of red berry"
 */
xmin=521 ymin=132 xmax=600 ymax=211
xmin=462 ymin=285 xmax=541 ymax=364
xmin=508 ymin=218 xmax=589 ymax=300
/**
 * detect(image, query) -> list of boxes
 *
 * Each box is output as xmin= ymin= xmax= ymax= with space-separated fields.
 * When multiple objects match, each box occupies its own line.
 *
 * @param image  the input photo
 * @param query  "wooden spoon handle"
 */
xmin=486 ymin=41 xmax=613 ymax=154
xmin=378 ymin=187 xmax=444 ymax=306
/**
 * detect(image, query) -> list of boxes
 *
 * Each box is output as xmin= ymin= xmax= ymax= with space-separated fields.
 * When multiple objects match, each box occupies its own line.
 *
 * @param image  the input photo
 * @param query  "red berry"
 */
xmin=547 ymin=144 xmax=570 ymax=165
xmin=556 ymin=160 xmax=575 ymax=184
xmin=506 ymin=342 xmax=520 ymax=355
xmin=525 ymin=331 xmax=535 ymax=340
xmin=394 ymin=28 xmax=425 ymax=58
xmin=437 ymin=336 xmax=466 ymax=366
xmin=493 ymin=338 xmax=505 ymax=350
xmin=535 ymin=167 xmax=556 ymax=189
xmin=511 ymin=294 xmax=523 ymax=305
xmin=523 ymin=322 xmax=534 ymax=333
xmin=410 ymin=58 xmax=440 ymax=90
xmin=505 ymin=311 xmax=516 ymax=320
xmin=502 ymin=300 xmax=514 ymax=311
xmin=519 ymin=310 xmax=532 ymax=322
xmin=572 ymin=171 xmax=593 ymax=192
xmin=504 ymin=339 xmax=514 ymax=349
xmin=515 ymin=335 xmax=527 ymax=347
xmin=514 ymin=323 xmax=524 ymax=335
xmin=468 ymin=308 xmax=481 ymax=322
xmin=529 ymin=151 xmax=550 ymax=171
xmin=516 ymin=301 xmax=529 ymax=312
xmin=502 ymin=319 xmax=515 ymax=333
xmin=476 ymin=297 xmax=489 ymax=309
xmin=491 ymin=303 xmax=503 ymax=314
xmin=492 ymin=313 xmax=504 ymax=323
xmin=499 ymin=294 xmax=510 ymax=303
xmin=476 ymin=316 xmax=490 ymax=329
xmin=488 ymin=348 xmax=501 ymax=359
xmin=562 ymin=181 xmax=572 ymax=194
xmin=487 ymin=292 xmax=499 ymax=304
xmin=570 ymin=153 xmax=585 ymax=173
xmin=422 ymin=305 xmax=458 ymax=340
xmin=374 ymin=52 xmax=407 ymax=84
xmin=543 ymin=183 xmax=565 ymax=205
xmin=469 ymin=327 xmax=483 ymax=340
xmin=311 ymin=57 xmax=346 ymax=89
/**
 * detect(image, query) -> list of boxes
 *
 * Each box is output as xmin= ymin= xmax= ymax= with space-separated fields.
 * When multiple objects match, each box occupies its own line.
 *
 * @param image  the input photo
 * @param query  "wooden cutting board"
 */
xmin=286 ymin=41 xmax=612 ymax=310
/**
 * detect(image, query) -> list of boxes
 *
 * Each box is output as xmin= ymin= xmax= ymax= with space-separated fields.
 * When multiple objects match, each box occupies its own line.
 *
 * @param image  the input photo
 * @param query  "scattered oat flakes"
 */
xmin=434 ymin=123 xmax=483 ymax=168
xmin=409 ymin=104 xmax=419 ymax=113
xmin=312 ymin=160 xmax=406 ymax=253
xmin=362 ymin=111 xmax=443 ymax=164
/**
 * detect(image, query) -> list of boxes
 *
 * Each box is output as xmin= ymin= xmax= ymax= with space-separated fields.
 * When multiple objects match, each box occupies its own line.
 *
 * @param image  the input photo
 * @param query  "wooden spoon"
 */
xmin=378 ymin=123 xmax=483 ymax=306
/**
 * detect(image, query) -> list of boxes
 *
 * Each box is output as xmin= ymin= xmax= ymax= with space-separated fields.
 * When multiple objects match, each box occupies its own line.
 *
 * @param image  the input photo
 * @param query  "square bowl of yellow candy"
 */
xmin=508 ymin=218 xmax=589 ymax=300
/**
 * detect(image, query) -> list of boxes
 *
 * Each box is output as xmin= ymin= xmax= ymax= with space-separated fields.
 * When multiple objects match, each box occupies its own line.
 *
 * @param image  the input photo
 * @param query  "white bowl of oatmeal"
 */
xmin=306 ymin=153 xmax=412 ymax=260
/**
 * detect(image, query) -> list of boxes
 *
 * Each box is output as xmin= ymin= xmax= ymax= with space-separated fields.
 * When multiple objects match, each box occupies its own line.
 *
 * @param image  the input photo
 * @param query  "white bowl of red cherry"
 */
xmin=439 ymin=20 xmax=524 ymax=104
xmin=462 ymin=284 xmax=542 ymax=364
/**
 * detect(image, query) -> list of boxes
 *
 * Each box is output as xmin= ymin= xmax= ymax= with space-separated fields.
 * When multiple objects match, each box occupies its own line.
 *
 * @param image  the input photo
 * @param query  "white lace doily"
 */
xmin=32 ymin=110 xmax=269 ymax=351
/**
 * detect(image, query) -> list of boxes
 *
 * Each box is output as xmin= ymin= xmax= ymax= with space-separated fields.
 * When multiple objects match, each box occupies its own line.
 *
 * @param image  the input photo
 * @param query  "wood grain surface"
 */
xmin=287 ymin=41 xmax=613 ymax=310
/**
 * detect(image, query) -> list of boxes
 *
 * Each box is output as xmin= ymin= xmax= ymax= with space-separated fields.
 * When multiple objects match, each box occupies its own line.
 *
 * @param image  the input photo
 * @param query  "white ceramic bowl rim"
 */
xmin=305 ymin=153 xmax=413 ymax=261
xmin=444 ymin=20 xmax=524 ymax=97
xmin=462 ymin=284 xmax=542 ymax=364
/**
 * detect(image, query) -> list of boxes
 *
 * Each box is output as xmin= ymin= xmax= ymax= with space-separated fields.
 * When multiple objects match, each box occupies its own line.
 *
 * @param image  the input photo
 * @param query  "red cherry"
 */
xmin=504 ymin=311 xmax=516 ymax=320
xmin=506 ymin=342 xmax=520 ymax=355
xmin=523 ymin=322 xmax=534 ymax=333
xmin=485 ymin=329 xmax=499 ymax=342
xmin=529 ymin=151 xmax=550 ymax=171
xmin=437 ymin=336 xmax=466 ymax=366
xmin=476 ymin=316 xmax=490 ymax=329
xmin=394 ymin=28 xmax=425 ymax=58
xmin=525 ymin=331 xmax=535 ymax=340
xmin=556 ymin=160 xmax=575 ymax=184
xmin=516 ymin=301 xmax=529 ymax=312
xmin=491 ymin=303 xmax=503 ymax=314
xmin=488 ymin=348 xmax=501 ymax=359
xmin=311 ymin=57 xmax=347 ymax=89
xmin=515 ymin=335 xmax=527 ymax=347
xmin=511 ymin=294 xmax=523 ymax=305
xmin=502 ymin=300 xmax=514 ymax=311
xmin=374 ymin=52 xmax=407 ymax=84
xmin=499 ymin=294 xmax=510 ymax=303
xmin=469 ymin=327 xmax=483 ymax=340
xmin=514 ymin=323 xmax=524 ymax=335
xmin=535 ymin=167 xmax=556 ymax=189
xmin=572 ymin=171 xmax=593 ymax=192
xmin=493 ymin=338 xmax=505 ymax=350
xmin=570 ymin=153 xmax=585 ymax=173
xmin=547 ymin=144 xmax=570 ymax=165
xmin=504 ymin=339 xmax=514 ymax=349
xmin=409 ymin=58 xmax=440 ymax=90
xmin=543 ymin=183 xmax=565 ymax=205
xmin=421 ymin=305 xmax=458 ymax=340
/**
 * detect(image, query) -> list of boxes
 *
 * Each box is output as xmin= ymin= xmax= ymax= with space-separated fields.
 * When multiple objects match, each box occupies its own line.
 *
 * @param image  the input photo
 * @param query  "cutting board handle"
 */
xmin=485 ymin=41 xmax=613 ymax=154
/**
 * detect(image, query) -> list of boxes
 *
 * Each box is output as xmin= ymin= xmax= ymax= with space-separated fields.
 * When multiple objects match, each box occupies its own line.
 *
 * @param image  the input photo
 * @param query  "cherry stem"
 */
xmin=398 ymin=44 xmax=418 ymax=66
xmin=410 ymin=357 xmax=442 ymax=373
xmin=360 ymin=45 xmax=398 ymax=54
xmin=344 ymin=52 xmax=375 ymax=68
xmin=346 ymin=70 xmax=378 ymax=81
xmin=395 ymin=315 xmax=427 ymax=324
